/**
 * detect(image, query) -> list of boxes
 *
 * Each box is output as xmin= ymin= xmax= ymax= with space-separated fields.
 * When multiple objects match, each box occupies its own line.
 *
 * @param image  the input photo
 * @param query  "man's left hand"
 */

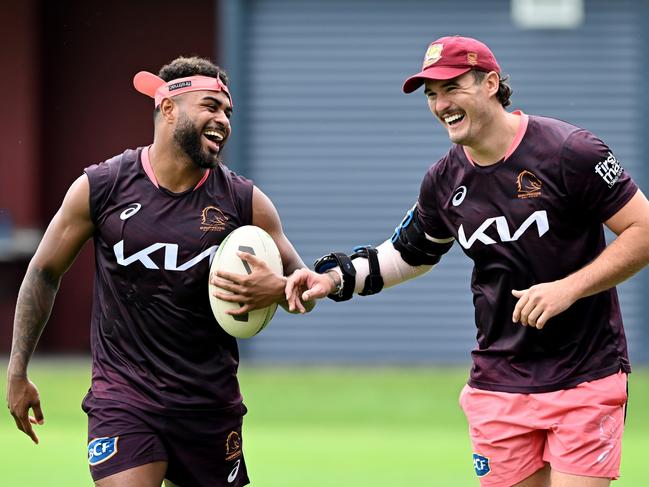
xmin=511 ymin=279 xmax=578 ymax=329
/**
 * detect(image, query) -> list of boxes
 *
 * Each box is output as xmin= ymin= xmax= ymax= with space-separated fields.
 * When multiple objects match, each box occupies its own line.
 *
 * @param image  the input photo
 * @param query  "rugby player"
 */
xmin=6 ymin=56 xmax=311 ymax=487
xmin=286 ymin=36 xmax=649 ymax=486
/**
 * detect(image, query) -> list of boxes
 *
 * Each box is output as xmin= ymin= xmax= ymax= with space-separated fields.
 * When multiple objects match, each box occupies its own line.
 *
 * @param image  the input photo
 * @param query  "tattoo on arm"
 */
xmin=8 ymin=267 xmax=61 ymax=378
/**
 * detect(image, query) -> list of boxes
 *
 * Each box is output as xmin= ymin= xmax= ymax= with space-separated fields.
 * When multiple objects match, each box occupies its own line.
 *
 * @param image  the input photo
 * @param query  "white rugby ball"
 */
xmin=208 ymin=225 xmax=283 ymax=338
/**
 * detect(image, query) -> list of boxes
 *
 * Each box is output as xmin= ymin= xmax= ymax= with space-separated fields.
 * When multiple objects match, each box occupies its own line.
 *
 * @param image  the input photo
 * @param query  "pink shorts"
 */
xmin=459 ymin=372 xmax=628 ymax=486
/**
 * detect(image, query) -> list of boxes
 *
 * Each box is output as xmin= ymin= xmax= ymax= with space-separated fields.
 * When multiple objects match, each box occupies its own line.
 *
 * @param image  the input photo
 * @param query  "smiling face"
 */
xmin=172 ymin=90 xmax=232 ymax=169
xmin=423 ymin=71 xmax=500 ymax=148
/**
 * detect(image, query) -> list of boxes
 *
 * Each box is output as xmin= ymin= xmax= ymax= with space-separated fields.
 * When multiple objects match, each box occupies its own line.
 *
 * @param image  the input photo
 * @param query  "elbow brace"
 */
xmin=313 ymin=252 xmax=357 ymax=302
xmin=313 ymin=246 xmax=384 ymax=300
xmin=351 ymin=245 xmax=384 ymax=296
xmin=391 ymin=205 xmax=454 ymax=266
xmin=314 ymin=242 xmax=434 ymax=301
xmin=313 ymin=205 xmax=453 ymax=301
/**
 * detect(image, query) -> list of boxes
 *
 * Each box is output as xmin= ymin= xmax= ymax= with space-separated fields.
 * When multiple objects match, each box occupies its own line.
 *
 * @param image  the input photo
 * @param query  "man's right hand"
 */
xmin=285 ymin=268 xmax=337 ymax=313
xmin=7 ymin=375 xmax=44 ymax=444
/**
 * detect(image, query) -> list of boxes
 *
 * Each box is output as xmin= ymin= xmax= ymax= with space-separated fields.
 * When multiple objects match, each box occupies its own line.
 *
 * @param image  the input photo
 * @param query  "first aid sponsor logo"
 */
xmin=595 ymin=152 xmax=623 ymax=188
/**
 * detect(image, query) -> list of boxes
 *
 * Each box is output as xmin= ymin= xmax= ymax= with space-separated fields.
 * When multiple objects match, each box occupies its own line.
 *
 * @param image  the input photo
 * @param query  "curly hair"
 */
xmin=153 ymin=56 xmax=230 ymax=119
xmin=158 ymin=56 xmax=229 ymax=85
xmin=472 ymin=69 xmax=513 ymax=108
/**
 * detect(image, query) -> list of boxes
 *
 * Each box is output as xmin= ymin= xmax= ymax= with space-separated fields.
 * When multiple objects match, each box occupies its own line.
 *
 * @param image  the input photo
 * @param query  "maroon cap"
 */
xmin=402 ymin=36 xmax=500 ymax=94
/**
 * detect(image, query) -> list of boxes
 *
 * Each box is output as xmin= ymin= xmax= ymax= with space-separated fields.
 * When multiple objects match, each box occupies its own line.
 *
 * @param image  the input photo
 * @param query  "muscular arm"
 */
xmin=513 ymin=190 xmax=649 ymax=329
xmin=568 ymin=190 xmax=649 ymax=296
xmin=251 ymin=187 xmax=308 ymax=276
xmin=212 ymin=186 xmax=314 ymax=313
xmin=9 ymin=268 xmax=61 ymax=380
xmin=285 ymin=240 xmax=435 ymax=312
xmin=6 ymin=174 xmax=94 ymax=443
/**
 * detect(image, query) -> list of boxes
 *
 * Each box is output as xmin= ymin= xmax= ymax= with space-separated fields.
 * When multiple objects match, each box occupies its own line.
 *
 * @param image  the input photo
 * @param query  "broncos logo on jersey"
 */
xmin=201 ymin=206 xmax=229 ymax=232
xmin=516 ymin=170 xmax=542 ymax=199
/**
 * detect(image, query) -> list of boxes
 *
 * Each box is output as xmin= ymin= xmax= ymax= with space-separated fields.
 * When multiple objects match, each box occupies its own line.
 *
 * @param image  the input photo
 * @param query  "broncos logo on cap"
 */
xmin=422 ymin=43 xmax=444 ymax=69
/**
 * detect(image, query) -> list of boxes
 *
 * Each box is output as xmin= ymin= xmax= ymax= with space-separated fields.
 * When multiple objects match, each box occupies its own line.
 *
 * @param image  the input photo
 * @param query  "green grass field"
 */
xmin=1 ymin=358 xmax=647 ymax=486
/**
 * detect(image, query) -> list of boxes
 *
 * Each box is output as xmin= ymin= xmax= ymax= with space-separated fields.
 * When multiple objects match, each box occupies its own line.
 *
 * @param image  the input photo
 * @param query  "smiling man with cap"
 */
xmin=6 ymin=56 xmax=312 ymax=487
xmin=287 ymin=35 xmax=649 ymax=486
xmin=402 ymin=35 xmax=500 ymax=92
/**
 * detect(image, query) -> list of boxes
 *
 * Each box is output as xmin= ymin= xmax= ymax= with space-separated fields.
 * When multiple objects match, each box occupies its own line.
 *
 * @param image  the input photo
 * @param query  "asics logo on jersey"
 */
xmin=458 ymin=210 xmax=549 ymax=249
xmin=452 ymin=186 xmax=467 ymax=206
xmin=113 ymin=241 xmax=218 ymax=271
xmin=119 ymin=203 xmax=142 ymax=220
xmin=228 ymin=459 xmax=241 ymax=483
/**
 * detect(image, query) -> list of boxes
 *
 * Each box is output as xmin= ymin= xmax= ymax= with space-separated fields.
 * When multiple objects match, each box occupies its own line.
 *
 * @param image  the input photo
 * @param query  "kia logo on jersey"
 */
xmin=113 ymin=241 xmax=218 ymax=271
xmin=458 ymin=210 xmax=549 ymax=249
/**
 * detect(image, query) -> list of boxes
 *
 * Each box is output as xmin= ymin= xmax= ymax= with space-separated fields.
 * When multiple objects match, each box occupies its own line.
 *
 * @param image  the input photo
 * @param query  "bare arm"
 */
xmin=6 ymin=174 xmax=94 ymax=443
xmin=512 ymin=190 xmax=649 ymax=329
xmin=211 ymin=186 xmax=314 ymax=313
xmin=251 ymin=186 xmax=308 ymax=276
xmin=567 ymin=190 xmax=649 ymax=296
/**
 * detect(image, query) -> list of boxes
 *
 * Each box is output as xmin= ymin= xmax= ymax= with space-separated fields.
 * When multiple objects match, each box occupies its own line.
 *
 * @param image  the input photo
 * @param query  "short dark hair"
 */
xmin=154 ymin=56 xmax=230 ymax=118
xmin=472 ymin=69 xmax=512 ymax=108
xmin=157 ymin=56 xmax=229 ymax=85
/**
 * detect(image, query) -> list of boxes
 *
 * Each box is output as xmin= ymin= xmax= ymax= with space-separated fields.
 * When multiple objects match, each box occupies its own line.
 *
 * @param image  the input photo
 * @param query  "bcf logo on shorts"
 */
xmin=473 ymin=453 xmax=491 ymax=477
xmin=88 ymin=437 xmax=119 ymax=466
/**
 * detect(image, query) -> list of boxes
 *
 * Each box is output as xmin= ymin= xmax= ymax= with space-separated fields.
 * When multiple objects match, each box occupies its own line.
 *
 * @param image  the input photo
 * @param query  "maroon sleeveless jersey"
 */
xmin=84 ymin=147 xmax=253 ymax=414
xmin=416 ymin=114 xmax=637 ymax=393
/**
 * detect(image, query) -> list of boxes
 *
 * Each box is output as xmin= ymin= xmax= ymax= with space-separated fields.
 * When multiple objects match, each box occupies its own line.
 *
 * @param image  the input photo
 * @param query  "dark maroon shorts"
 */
xmin=82 ymin=392 xmax=250 ymax=486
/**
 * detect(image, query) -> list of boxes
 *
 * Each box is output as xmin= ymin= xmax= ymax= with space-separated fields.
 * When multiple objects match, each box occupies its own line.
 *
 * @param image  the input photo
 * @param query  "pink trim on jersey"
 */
xmin=504 ymin=110 xmax=528 ymax=159
xmin=141 ymin=145 xmax=159 ymax=188
xmin=141 ymin=146 xmax=210 ymax=191
xmin=462 ymin=110 xmax=529 ymax=165
xmin=193 ymin=168 xmax=210 ymax=190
